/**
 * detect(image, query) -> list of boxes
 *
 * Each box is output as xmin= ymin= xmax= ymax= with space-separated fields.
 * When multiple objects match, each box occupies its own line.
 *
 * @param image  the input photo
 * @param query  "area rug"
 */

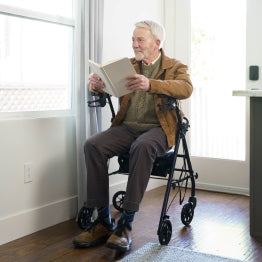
xmin=117 ymin=242 xmax=244 ymax=262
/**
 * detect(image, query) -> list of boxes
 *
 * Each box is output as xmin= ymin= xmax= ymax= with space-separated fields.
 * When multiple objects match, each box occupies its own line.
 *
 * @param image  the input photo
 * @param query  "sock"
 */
xmin=97 ymin=206 xmax=112 ymax=225
xmin=121 ymin=209 xmax=135 ymax=224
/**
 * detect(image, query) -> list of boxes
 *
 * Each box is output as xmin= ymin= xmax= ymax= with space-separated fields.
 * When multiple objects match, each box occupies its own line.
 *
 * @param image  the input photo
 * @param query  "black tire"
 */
xmin=181 ymin=202 xmax=194 ymax=226
xmin=112 ymin=191 xmax=126 ymax=212
xmin=77 ymin=206 xmax=93 ymax=230
xmin=158 ymin=219 xmax=172 ymax=245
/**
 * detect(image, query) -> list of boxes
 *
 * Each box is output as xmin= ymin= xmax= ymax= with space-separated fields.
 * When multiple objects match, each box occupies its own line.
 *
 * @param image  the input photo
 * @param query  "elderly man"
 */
xmin=73 ymin=20 xmax=193 ymax=252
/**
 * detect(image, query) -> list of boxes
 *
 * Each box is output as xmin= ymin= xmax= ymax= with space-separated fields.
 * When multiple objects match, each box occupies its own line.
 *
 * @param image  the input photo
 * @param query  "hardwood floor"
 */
xmin=1 ymin=187 xmax=262 ymax=262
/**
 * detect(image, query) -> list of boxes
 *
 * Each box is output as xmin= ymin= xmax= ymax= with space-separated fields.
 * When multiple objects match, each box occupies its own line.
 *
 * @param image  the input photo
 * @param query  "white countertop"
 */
xmin=233 ymin=89 xmax=262 ymax=97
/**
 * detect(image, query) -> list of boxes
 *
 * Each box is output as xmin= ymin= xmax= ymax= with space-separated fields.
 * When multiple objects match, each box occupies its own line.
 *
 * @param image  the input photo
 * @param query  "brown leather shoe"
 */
xmin=73 ymin=217 xmax=115 ymax=248
xmin=106 ymin=219 xmax=132 ymax=252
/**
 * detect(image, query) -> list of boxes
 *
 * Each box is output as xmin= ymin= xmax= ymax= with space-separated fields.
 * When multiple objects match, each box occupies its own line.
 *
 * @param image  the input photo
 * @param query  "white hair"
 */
xmin=135 ymin=20 xmax=166 ymax=48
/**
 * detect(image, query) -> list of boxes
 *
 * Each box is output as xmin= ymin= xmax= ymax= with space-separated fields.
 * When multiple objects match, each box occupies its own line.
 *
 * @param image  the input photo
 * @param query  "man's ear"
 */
xmin=156 ymin=39 xmax=161 ymax=48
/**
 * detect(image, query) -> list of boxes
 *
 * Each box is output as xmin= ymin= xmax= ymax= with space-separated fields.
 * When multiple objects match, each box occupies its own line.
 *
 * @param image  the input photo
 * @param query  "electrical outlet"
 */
xmin=24 ymin=162 xmax=33 ymax=183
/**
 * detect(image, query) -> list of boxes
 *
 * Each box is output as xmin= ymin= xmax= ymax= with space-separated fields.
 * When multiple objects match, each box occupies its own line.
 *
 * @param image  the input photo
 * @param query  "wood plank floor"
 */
xmin=1 ymin=186 xmax=262 ymax=262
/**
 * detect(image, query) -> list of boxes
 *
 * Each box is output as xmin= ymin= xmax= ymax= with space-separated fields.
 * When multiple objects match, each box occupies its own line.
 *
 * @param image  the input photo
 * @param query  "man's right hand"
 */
xmin=88 ymin=73 xmax=105 ymax=90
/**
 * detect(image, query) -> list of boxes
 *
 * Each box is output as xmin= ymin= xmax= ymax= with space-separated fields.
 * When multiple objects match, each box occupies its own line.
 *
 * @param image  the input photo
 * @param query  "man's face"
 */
xmin=132 ymin=27 xmax=159 ymax=64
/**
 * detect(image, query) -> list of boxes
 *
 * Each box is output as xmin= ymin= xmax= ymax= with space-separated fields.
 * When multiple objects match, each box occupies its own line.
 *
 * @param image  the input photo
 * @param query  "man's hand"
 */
xmin=125 ymin=74 xmax=150 ymax=91
xmin=88 ymin=73 xmax=105 ymax=90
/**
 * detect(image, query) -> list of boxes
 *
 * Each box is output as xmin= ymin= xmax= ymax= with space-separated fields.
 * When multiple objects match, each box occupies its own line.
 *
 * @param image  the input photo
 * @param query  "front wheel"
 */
xmin=181 ymin=202 xmax=194 ymax=226
xmin=158 ymin=219 xmax=172 ymax=245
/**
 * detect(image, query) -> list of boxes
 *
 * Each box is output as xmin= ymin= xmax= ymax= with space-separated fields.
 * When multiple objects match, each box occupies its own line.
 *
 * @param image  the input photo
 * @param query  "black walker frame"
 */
xmin=77 ymin=93 xmax=198 ymax=245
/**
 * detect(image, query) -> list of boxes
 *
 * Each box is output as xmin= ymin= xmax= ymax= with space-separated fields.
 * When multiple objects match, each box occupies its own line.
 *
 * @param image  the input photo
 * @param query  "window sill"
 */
xmin=0 ymin=109 xmax=76 ymax=121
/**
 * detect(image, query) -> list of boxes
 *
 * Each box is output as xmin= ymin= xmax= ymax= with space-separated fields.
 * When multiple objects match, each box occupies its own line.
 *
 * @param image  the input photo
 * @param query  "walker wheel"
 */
xmin=158 ymin=219 xmax=172 ymax=245
xmin=181 ymin=202 xmax=194 ymax=226
xmin=77 ymin=207 xmax=93 ymax=230
xmin=112 ymin=191 xmax=126 ymax=212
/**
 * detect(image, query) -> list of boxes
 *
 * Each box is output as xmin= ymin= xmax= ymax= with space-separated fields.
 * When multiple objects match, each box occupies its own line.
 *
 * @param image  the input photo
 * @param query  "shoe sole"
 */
xmin=106 ymin=241 xmax=132 ymax=252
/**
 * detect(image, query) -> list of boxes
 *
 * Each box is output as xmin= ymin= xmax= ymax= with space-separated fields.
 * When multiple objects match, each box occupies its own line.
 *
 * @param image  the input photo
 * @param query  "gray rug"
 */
xmin=117 ymin=242 xmax=244 ymax=262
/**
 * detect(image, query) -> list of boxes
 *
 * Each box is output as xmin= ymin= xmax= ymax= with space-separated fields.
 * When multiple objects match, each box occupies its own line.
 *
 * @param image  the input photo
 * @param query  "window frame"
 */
xmin=0 ymin=3 xmax=77 ymax=119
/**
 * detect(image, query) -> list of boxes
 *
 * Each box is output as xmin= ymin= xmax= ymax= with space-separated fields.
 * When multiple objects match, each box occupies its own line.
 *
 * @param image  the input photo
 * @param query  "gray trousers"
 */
xmin=84 ymin=124 xmax=168 ymax=212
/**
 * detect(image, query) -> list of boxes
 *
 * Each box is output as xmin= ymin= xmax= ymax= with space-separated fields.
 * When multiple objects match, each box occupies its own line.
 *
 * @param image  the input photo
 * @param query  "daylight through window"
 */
xmin=0 ymin=1 xmax=74 ymax=113
xmin=190 ymin=0 xmax=246 ymax=160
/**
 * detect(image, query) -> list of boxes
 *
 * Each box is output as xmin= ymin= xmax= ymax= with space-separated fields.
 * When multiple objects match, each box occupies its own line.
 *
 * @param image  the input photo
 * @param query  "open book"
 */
xmin=88 ymin=57 xmax=136 ymax=97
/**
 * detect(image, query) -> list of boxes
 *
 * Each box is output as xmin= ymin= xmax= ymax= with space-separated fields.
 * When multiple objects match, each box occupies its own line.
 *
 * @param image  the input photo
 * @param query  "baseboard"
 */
xmin=195 ymin=182 xmax=249 ymax=196
xmin=0 ymin=195 xmax=78 ymax=245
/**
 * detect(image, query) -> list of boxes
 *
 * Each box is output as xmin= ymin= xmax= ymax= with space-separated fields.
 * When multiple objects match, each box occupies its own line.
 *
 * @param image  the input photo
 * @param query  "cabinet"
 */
xmin=233 ymin=90 xmax=262 ymax=237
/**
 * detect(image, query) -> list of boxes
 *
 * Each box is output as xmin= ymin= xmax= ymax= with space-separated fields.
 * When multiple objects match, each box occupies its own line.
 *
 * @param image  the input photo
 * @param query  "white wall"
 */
xmin=0 ymin=116 xmax=77 ymax=245
xmin=246 ymin=0 xmax=262 ymax=90
xmin=103 ymin=0 xmax=164 ymax=62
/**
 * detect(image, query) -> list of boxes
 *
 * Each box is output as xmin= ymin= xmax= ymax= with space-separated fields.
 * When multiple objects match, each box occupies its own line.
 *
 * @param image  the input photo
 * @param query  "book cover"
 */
xmin=88 ymin=57 xmax=136 ymax=97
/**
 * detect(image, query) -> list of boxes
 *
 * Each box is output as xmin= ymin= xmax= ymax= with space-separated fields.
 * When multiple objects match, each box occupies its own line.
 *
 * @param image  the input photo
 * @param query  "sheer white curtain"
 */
xmin=190 ymin=0 xmax=246 ymax=161
xmin=76 ymin=0 xmax=104 ymax=210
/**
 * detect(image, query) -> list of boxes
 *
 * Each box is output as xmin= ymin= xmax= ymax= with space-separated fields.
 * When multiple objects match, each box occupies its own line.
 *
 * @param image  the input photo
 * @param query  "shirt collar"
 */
xmin=142 ymin=51 xmax=161 ymax=66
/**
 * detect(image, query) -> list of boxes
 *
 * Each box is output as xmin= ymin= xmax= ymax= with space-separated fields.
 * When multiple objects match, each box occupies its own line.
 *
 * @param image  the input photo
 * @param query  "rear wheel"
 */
xmin=112 ymin=191 xmax=126 ymax=212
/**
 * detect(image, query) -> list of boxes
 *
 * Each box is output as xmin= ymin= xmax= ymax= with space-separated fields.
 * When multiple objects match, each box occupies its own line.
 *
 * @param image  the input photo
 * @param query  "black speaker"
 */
xmin=249 ymin=65 xmax=259 ymax=80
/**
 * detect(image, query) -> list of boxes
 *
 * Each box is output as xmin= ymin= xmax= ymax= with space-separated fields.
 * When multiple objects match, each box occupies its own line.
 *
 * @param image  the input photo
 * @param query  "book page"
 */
xmin=88 ymin=57 xmax=136 ymax=97
xmin=102 ymin=57 xmax=136 ymax=97
xmin=88 ymin=60 xmax=115 ymax=96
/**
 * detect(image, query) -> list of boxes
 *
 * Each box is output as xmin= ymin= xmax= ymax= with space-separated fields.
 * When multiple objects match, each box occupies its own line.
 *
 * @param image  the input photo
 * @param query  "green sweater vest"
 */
xmin=123 ymin=56 xmax=161 ymax=131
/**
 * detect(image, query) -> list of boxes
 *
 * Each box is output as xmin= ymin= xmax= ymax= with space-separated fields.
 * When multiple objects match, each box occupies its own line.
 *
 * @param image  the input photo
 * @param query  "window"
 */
xmin=190 ymin=0 xmax=246 ymax=160
xmin=0 ymin=0 xmax=74 ymax=113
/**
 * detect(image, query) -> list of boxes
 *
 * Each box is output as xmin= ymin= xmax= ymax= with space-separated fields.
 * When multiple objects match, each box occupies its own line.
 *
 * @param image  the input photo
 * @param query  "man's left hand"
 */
xmin=125 ymin=74 xmax=150 ymax=91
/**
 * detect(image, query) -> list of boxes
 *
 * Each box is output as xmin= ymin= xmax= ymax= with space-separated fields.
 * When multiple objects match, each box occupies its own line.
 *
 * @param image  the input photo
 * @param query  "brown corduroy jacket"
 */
xmin=110 ymin=49 xmax=193 ymax=147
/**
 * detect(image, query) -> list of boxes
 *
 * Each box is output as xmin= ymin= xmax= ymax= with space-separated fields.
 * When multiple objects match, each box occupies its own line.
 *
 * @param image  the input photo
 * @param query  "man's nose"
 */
xmin=132 ymin=40 xmax=139 ymax=48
